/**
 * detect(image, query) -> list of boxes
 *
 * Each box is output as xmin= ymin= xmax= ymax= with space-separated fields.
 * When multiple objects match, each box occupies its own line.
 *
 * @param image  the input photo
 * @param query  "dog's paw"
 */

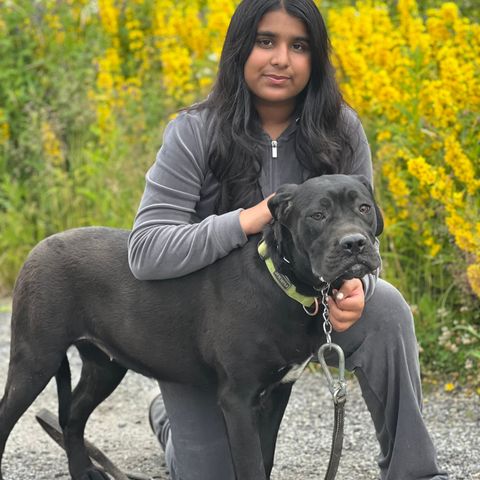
xmin=79 ymin=466 xmax=111 ymax=480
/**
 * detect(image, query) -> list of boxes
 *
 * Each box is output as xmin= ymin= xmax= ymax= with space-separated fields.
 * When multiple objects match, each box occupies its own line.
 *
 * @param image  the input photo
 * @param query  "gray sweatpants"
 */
xmin=155 ymin=279 xmax=449 ymax=480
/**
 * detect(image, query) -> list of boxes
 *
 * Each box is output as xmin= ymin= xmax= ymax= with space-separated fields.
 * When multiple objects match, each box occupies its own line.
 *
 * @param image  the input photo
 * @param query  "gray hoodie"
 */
xmin=128 ymin=106 xmax=378 ymax=298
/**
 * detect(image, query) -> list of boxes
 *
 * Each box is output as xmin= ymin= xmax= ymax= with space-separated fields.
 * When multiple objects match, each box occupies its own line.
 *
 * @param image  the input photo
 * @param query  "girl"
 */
xmin=128 ymin=0 xmax=448 ymax=479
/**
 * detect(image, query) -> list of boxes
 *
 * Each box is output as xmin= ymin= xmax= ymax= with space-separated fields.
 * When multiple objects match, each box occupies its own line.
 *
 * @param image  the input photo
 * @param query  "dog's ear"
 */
xmin=354 ymin=175 xmax=384 ymax=237
xmin=268 ymin=184 xmax=298 ymax=223
xmin=373 ymin=203 xmax=384 ymax=236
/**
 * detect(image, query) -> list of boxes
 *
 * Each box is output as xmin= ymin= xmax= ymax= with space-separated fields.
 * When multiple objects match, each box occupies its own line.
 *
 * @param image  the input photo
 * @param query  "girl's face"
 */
xmin=244 ymin=9 xmax=311 ymax=110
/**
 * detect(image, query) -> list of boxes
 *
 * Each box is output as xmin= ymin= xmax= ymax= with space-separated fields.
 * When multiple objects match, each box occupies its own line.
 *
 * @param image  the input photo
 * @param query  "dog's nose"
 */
xmin=339 ymin=233 xmax=367 ymax=254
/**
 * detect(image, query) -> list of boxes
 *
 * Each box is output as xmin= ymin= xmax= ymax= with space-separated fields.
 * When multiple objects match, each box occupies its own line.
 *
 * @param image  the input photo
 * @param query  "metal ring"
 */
xmin=318 ymin=342 xmax=347 ymax=399
xmin=303 ymin=297 xmax=319 ymax=316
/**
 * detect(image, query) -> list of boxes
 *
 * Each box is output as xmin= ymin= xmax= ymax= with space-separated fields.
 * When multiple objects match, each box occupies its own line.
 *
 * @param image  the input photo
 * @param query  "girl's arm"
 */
xmin=128 ymin=112 xmax=248 ymax=280
xmin=342 ymin=106 xmax=373 ymax=183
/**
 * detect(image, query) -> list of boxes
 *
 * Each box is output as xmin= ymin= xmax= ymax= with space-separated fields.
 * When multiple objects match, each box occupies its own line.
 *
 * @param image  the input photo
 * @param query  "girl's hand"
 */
xmin=239 ymin=195 xmax=274 ymax=235
xmin=327 ymin=278 xmax=365 ymax=332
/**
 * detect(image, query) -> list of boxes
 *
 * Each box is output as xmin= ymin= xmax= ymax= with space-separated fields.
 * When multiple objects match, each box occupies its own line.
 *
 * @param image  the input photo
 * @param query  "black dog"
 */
xmin=0 ymin=174 xmax=382 ymax=480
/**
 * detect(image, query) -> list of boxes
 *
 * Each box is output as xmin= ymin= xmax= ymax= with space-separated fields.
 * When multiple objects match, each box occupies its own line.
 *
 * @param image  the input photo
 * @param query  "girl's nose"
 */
xmin=270 ymin=44 xmax=289 ymax=68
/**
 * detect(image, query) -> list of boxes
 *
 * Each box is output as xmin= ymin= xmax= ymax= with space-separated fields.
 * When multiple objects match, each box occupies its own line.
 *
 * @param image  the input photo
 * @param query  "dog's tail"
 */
xmin=55 ymin=355 xmax=72 ymax=430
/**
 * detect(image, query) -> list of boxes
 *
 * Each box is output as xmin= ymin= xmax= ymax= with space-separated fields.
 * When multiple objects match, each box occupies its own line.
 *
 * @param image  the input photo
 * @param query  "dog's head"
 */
xmin=266 ymin=174 xmax=383 ymax=290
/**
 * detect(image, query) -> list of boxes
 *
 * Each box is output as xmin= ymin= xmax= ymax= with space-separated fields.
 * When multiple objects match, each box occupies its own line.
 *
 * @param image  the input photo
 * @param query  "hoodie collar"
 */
xmin=256 ymin=115 xmax=300 ymax=143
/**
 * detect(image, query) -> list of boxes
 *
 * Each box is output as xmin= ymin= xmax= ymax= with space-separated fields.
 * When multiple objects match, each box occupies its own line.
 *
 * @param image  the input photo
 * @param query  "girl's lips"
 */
xmin=264 ymin=74 xmax=291 ymax=85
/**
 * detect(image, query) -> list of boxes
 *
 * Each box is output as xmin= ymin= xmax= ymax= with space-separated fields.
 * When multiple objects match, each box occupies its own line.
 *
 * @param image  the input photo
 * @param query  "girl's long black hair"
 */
xmin=191 ymin=0 xmax=354 ymax=213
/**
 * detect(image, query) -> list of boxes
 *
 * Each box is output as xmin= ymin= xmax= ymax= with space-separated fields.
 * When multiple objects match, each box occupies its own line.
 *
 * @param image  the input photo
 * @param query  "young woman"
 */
xmin=128 ymin=0 xmax=448 ymax=478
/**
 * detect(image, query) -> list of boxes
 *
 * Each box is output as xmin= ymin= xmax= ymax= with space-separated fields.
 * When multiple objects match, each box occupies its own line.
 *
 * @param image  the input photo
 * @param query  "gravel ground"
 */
xmin=0 ymin=307 xmax=479 ymax=480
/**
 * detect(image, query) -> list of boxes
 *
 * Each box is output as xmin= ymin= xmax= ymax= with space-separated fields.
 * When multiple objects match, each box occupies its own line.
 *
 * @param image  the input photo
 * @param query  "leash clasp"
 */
xmin=318 ymin=343 xmax=347 ymax=405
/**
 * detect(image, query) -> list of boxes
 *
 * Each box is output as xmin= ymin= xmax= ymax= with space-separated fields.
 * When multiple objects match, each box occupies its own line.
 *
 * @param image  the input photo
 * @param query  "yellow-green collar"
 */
xmin=257 ymin=240 xmax=318 ymax=309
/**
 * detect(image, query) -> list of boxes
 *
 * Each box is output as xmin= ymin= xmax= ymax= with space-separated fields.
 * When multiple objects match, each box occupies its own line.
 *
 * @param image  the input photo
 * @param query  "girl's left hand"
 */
xmin=327 ymin=278 xmax=365 ymax=332
xmin=239 ymin=194 xmax=275 ymax=236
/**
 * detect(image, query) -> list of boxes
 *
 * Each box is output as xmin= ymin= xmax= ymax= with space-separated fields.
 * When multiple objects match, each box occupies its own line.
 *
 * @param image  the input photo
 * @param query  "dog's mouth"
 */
xmin=312 ymin=255 xmax=380 ymax=289
xmin=330 ymin=262 xmax=376 ymax=289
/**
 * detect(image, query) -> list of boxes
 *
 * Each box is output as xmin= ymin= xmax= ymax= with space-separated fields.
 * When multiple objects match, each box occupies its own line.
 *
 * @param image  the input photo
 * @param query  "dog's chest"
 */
xmin=279 ymin=356 xmax=312 ymax=384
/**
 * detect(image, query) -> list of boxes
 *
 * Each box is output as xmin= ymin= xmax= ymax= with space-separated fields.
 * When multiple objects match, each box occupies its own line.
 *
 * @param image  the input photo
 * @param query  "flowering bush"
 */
xmin=330 ymin=0 xmax=479 ymax=293
xmin=328 ymin=0 xmax=480 ymax=383
xmin=0 ymin=0 xmax=478 ymax=383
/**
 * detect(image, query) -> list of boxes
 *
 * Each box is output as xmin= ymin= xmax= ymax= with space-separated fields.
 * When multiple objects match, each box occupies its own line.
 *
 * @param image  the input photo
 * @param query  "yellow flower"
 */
xmin=160 ymin=45 xmax=194 ymax=102
xmin=444 ymin=135 xmax=480 ymax=195
xmin=0 ymin=123 xmax=9 ymax=145
xmin=125 ymin=7 xmax=145 ymax=58
xmin=407 ymin=157 xmax=437 ymax=186
xmin=423 ymin=233 xmax=442 ymax=257
xmin=98 ymin=0 xmax=119 ymax=37
xmin=199 ymin=76 xmax=213 ymax=91
xmin=445 ymin=212 xmax=477 ymax=254
xmin=377 ymin=130 xmax=392 ymax=142
xmin=467 ymin=264 xmax=480 ymax=297
xmin=440 ymin=2 xmax=459 ymax=24
xmin=206 ymin=0 xmax=236 ymax=56
xmin=444 ymin=382 xmax=455 ymax=392
xmin=95 ymin=103 xmax=115 ymax=136
xmin=0 ymin=109 xmax=9 ymax=146
xmin=41 ymin=121 xmax=63 ymax=167
xmin=122 ymin=78 xmax=143 ymax=101
xmin=426 ymin=12 xmax=451 ymax=42
xmin=430 ymin=167 xmax=454 ymax=201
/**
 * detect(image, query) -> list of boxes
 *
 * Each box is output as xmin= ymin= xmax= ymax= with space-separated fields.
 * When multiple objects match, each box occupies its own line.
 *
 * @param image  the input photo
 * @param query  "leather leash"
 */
xmin=35 ymin=409 xmax=153 ymax=480
xmin=317 ymin=286 xmax=347 ymax=480
xmin=319 ymin=342 xmax=347 ymax=480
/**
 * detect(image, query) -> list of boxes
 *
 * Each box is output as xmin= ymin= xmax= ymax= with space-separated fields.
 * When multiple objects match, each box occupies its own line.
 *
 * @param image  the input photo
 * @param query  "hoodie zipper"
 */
xmin=271 ymin=140 xmax=278 ymax=159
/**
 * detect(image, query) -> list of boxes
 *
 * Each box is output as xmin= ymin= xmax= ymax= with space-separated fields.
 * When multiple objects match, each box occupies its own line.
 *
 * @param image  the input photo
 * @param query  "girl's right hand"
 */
xmin=239 ymin=194 xmax=274 ymax=236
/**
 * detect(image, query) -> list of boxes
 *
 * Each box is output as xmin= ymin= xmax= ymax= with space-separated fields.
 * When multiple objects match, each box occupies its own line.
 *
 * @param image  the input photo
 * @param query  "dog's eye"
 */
xmin=311 ymin=212 xmax=326 ymax=221
xmin=359 ymin=204 xmax=371 ymax=214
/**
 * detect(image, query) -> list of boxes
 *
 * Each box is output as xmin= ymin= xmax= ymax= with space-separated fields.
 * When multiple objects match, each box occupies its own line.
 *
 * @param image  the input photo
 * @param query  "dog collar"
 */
xmin=257 ymin=240 xmax=319 ymax=313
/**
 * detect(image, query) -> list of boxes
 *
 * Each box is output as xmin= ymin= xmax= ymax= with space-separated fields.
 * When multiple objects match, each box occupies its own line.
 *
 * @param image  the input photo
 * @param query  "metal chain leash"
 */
xmin=320 ymin=283 xmax=333 ymax=345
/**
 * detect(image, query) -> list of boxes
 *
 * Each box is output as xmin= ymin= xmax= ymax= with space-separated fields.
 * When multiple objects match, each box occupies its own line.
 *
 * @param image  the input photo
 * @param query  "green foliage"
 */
xmin=0 ymin=1 xmax=168 ymax=293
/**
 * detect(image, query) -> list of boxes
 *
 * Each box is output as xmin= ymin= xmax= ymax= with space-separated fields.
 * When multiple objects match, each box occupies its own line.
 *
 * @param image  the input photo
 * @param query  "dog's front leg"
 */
xmin=258 ymin=382 xmax=293 ymax=478
xmin=219 ymin=386 xmax=266 ymax=480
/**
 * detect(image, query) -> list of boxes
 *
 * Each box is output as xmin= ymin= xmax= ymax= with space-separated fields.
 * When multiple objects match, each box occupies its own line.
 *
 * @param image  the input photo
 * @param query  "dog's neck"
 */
xmin=262 ymin=223 xmax=324 ymax=297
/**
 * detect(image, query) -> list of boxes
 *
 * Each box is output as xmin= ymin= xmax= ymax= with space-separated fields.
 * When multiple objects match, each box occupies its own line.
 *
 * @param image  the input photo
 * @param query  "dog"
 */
xmin=0 ymin=174 xmax=382 ymax=480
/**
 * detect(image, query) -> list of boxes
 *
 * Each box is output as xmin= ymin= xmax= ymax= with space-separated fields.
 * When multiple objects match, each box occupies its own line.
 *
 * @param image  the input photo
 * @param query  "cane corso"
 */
xmin=0 ymin=174 xmax=382 ymax=480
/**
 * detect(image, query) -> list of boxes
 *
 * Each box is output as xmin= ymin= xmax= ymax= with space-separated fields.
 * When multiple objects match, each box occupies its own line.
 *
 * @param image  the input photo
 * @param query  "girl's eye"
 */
xmin=359 ymin=204 xmax=371 ymax=214
xmin=292 ymin=43 xmax=308 ymax=52
xmin=311 ymin=212 xmax=326 ymax=221
xmin=256 ymin=38 xmax=273 ymax=48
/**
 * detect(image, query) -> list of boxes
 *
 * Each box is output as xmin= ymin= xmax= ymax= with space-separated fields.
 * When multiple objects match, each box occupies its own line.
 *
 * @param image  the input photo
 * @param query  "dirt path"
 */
xmin=0 ymin=308 xmax=478 ymax=479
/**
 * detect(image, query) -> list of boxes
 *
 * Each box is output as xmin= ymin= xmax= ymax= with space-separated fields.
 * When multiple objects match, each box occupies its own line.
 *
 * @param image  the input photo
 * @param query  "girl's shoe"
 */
xmin=148 ymin=394 xmax=171 ymax=451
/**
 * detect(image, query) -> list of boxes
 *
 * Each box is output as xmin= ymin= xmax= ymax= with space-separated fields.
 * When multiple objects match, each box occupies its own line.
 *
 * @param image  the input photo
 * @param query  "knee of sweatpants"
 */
xmin=328 ymin=279 xmax=417 ymax=369
xmin=166 ymin=435 xmax=236 ymax=480
xmin=159 ymin=381 xmax=237 ymax=480
xmin=363 ymin=278 xmax=415 ymax=340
